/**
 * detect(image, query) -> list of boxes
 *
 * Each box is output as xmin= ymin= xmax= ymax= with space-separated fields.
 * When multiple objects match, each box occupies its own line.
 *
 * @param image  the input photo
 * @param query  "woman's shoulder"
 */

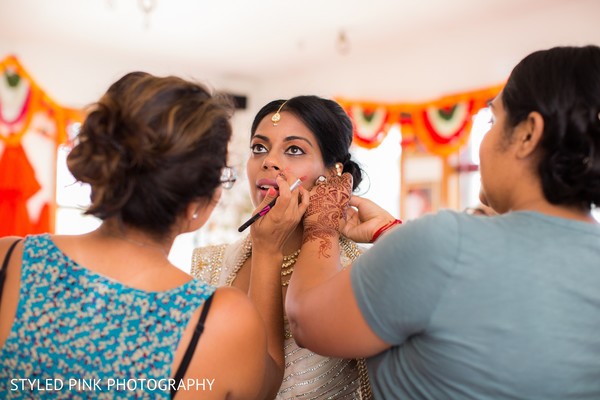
xmin=178 ymin=286 xmax=269 ymax=399
xmin=211 ymin=286 xmax=261 ymax=319
xmin=0 ymin=236 xmax=24 ymax=256
xmin=186 ymin=286 xmax=265 ymax=353
xmin=388 ymin=209 xmax=461 ymax=239
xmin=200 ymin=287 xmax=269 ymax=387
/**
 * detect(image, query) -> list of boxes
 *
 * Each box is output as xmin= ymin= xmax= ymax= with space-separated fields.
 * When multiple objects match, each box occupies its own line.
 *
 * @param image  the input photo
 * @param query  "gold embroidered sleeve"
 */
xmin=191 ymin=244 xmax=227 ymax=286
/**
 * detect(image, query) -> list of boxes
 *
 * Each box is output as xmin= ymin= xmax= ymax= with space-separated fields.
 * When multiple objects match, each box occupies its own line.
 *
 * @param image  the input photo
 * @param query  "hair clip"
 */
xmin=271 ymin=100 xmax=288 ymax=126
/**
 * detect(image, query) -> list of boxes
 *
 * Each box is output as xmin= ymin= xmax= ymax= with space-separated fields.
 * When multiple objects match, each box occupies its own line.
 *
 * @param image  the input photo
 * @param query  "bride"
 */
xmin=192 ymin=96 xmax=374 ymax=399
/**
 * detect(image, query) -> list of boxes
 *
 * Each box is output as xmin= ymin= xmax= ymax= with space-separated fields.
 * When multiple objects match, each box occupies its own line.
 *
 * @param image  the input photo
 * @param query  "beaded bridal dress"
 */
xmin=191 ymin=235 xmax=372 ymax=399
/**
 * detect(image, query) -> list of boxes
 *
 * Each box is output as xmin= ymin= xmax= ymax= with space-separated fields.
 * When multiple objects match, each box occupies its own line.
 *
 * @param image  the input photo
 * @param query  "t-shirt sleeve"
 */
xmin=350 ymin=210 xmax=460 ymax=345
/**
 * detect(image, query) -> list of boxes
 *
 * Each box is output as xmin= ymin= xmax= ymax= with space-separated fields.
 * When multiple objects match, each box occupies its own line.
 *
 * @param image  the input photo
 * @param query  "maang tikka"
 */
xmin=271 ymin=100 xmax=288 ymax=126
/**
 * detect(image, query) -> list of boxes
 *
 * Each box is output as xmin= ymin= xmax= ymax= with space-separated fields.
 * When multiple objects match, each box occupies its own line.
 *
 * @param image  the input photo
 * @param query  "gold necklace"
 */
xmin=280 ymin=249 xmax=300 ymax=286
xmin=226 ymin=237 xmax=360 ymax=288
xmin=224 ymin=239 xmax=301 ymax=288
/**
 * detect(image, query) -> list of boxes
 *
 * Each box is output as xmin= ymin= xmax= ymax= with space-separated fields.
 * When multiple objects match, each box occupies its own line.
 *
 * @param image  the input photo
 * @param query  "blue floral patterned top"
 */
xmin=0 ymin=234 xmax=215 ymax=399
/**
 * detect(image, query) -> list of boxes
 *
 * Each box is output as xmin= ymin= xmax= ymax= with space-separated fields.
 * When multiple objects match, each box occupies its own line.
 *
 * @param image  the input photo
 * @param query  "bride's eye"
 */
xmin=286 ymin=145 xmax=305 ymax=156
xmin=251 ymin=143 xmax=267 ymax=154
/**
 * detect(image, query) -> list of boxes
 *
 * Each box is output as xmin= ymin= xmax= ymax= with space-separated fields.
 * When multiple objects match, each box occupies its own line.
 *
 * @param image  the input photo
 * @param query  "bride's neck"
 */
xmin=282 ymin=224 xmax=305 ymax=255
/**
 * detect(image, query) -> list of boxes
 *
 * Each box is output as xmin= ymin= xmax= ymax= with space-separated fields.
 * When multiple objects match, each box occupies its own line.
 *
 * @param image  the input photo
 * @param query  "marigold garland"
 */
xmin=337 ymin=83 xmax=504 ymax=156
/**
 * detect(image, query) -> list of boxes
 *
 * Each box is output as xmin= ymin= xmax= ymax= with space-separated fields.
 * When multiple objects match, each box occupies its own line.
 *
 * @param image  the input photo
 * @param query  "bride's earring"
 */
xmin=334 ymin=162 xmax=343 ymax=177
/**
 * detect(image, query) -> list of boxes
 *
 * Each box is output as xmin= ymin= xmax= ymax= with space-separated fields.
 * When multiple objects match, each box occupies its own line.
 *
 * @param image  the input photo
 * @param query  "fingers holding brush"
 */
xmin=250 ymin=175 xmax=308 ymax=252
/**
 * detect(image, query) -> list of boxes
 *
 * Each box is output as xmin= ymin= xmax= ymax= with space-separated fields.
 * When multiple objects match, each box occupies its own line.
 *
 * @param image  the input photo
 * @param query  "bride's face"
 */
xmin=246 ymin=111 xmax=327 ymax=207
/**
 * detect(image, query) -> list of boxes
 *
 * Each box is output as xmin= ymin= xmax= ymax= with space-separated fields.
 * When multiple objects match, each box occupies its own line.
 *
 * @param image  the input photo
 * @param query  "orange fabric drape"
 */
xmin=0 ymin=54 xmax=82 ymax=236
xmin=0 ymin=143 xmax=41 ymax=234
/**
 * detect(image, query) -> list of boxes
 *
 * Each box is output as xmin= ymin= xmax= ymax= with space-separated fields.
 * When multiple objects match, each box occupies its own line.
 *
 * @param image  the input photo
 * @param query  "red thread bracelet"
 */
xmin=370 ymin=219 xmax=402 ymax=243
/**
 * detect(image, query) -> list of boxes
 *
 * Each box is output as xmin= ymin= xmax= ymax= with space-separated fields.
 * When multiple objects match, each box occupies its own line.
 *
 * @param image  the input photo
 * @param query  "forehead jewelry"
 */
xmin=271 ymin=100 xmax=288 ymax=126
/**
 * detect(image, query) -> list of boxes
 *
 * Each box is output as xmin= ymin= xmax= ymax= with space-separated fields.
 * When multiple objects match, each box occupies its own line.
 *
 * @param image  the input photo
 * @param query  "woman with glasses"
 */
xmin=0 ymin=71 xmax=287 ymax=399
xmin=220 ymin=166 xmax=237 ymax=190
xmin=191 ymin=95 xmax=394 ymax=399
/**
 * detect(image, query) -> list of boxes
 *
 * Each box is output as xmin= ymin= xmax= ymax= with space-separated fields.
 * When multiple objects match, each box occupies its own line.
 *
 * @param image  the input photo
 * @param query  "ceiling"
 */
xmin=1 ymin=0 xmax=599 ymax=104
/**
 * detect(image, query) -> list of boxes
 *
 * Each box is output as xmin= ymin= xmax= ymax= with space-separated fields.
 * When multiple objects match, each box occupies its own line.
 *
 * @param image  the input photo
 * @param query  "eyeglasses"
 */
xmin=220 ymin=166 xmax=237 ymax=190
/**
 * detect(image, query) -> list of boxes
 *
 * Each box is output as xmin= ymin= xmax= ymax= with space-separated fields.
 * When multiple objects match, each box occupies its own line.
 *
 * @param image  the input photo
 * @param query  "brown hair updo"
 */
xmin=67 ymin=71 xmax=233 ymax=236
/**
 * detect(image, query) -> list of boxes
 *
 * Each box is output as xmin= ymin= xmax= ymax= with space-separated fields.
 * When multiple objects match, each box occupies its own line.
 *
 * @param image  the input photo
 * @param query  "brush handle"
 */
xmin=237 ymin=198 xmax=277 ymax=232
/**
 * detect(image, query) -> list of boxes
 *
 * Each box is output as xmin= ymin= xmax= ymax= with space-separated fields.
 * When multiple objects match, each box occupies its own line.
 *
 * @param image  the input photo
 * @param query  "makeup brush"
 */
xmin=238 ymin=178 xmax=303 ymax=232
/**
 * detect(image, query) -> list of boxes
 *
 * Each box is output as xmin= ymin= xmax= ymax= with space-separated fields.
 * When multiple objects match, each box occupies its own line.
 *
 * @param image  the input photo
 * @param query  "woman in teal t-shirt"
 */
xmin=286 ymin=45 xmax=600 ymax=399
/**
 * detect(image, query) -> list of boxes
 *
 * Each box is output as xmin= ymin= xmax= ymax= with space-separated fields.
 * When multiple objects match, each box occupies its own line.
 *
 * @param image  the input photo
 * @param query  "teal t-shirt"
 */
xmin=351 ymin=210 xmax=600 ymax=399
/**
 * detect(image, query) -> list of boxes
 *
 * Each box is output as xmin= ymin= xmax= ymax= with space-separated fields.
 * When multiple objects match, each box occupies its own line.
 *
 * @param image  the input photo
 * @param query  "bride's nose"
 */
xmin=262 ymin=157 xmax=280 ymax=171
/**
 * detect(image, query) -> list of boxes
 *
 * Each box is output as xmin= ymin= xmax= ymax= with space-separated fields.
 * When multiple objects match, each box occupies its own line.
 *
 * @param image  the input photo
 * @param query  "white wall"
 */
xmin=2 ymin=0 xmax=600 ymax=270
xmin=3 ymin=0 xmax=599 ymax=108
xmin=252 ymin=0 xmax=600 ymax=103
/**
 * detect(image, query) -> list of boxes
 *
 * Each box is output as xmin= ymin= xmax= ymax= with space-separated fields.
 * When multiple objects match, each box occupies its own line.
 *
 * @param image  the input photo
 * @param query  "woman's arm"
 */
xmin=176 ymin=287 xmax=285 ymax=400
xmin=246 ymin=174 xmax=309 ymax=394
xmin=285 ymin=174 xmax=390 ymax=358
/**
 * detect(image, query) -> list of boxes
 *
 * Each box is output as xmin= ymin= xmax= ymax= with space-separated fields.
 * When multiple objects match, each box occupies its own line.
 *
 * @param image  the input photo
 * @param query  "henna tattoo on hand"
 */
xmin=303 ymin=221 xmax=336 ymax=258
xmin=303 ymin=173 xmax=353 ymax=258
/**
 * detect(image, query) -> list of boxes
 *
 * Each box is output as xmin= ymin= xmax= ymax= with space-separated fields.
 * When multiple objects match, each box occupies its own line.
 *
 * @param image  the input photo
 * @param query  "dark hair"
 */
xmin=251 ymin=95 xmax=363 ymax=190
xmin=502 ymin=45 xmax=600 ymax=209
xmin=67 ymin=71 xmax=233 ymax=236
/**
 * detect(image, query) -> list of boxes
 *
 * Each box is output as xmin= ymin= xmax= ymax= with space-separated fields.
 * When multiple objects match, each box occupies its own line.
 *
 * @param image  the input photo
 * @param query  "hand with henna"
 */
xmin=302 ymin=172 xmax=353 ymax=258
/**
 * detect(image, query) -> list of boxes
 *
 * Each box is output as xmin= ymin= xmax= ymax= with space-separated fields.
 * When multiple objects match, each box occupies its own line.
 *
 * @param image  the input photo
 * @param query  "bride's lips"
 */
xmin=256 ymin=178 xmax=279 ymax=199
